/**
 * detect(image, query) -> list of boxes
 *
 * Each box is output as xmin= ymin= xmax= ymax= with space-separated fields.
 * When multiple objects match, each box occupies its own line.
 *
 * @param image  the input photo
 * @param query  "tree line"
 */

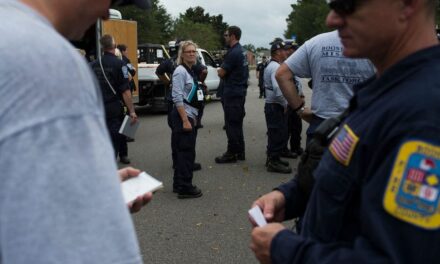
xmin=118 ymin=0 xmax=440 ymax=51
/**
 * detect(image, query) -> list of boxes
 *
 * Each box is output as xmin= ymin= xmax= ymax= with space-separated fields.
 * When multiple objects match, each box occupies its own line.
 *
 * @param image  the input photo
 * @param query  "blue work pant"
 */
xmin=224 ymin=96 xmax=246 ymax=154
xmin=106 ymin=116 xmax=124 ymax=158
xmin=265 ymin=103 xmax=288 ymax=158
xmin=171 ymin=108 xmax=197 ymax=190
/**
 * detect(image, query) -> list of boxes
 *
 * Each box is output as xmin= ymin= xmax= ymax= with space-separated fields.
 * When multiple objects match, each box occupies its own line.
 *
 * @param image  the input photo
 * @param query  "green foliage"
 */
xmin=174 ymin=6 xmax=228 ymax=49
xmin=243 ymin=44 xmax=256 ymax=53
xmin=117 ymin=0 xmax=173 ymax=44
xmin=285 ymin=0 xmax=330 ymax=44
xmin=437 ymin=5 xmax=440 ymax=28
xmin=173 ymin=19 xmax=221 ymax=50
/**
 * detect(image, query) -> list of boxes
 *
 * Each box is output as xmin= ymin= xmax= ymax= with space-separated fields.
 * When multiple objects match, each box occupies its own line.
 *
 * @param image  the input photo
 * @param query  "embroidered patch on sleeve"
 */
xmin=384 ymin=140 xmax=440 ymax=230
xmin=329 ymin=124 xmax=359 ymax=166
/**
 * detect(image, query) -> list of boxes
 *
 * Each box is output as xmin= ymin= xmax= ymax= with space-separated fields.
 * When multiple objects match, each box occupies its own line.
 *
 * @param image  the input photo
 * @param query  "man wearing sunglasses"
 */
xmin=0 ymin=0 xmax=152 ymax=263
xmin=250 ymin=0 xmax=440 ymax=263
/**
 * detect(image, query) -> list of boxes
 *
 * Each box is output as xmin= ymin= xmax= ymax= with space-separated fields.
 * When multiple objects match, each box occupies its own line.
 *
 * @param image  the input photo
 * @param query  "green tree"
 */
xmin=436 ymin=4 xmax=440 ymax=29
xmin=243 ymin=44 xmax=256 ymax=53
xmin=175 ymin=6 xmax=229 ymax=49
xmin=285 ymin=0 xmax=329 ymax=44
xmin=173 ymin=18 xmax=221 ymax=50
xmin=117 ymin=0 xmax=173 ymax=44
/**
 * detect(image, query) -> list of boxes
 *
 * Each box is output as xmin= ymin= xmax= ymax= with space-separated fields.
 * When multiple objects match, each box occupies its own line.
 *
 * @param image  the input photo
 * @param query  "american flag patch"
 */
xmin=329 ymin=124 xmax=359 ymax=166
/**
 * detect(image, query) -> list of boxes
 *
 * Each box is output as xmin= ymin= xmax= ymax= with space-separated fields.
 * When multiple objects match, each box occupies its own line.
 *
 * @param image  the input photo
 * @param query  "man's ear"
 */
xmin=399 ymin=0 xmax=419 ymax=21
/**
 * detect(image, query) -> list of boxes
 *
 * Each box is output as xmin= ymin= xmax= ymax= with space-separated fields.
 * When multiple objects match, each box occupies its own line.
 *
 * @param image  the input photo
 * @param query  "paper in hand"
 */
xmin=248 ymin=206 xmax=268 ymax=227
xmin=121 ymin=172 xmax=163 ymax=203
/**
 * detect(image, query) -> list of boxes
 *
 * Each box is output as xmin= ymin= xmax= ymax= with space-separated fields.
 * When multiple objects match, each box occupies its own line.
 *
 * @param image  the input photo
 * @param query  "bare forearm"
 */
xmin=276 ymin=64 xmax=303 ymax=109
xmin=157 ymin=74 xmax=170 ymax=87
xmin=122 ymin=90 xmax=135 ymax=114
xmin=176 ymin=105 xmax=188 ymax=122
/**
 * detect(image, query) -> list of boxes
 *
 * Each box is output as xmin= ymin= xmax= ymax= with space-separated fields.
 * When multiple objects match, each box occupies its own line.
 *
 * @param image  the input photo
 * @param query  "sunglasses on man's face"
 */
xmin=327 ymin=0 xmax=358 ymax=15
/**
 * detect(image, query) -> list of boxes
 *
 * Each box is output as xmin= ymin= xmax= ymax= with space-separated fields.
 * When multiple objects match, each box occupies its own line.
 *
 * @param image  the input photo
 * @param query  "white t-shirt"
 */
xmin=0 ymin=1 xmax=142 ymax=263
xmin=285 ymin=30 xmax=375 ymax=119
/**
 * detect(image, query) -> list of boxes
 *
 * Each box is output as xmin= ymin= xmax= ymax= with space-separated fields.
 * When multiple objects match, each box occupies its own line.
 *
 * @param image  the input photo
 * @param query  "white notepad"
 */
xmin=121 ymin=172 xmax=163 ymax=203
xmin=118 ymin=115 xmax=140 ymax=139
xmin=248 ymin=206 xmax=268 ymax=227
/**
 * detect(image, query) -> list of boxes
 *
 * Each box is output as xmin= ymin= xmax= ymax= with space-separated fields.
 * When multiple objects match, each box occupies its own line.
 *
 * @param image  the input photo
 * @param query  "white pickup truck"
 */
xmin=196 ymin=48 xmax=220 ymax=95
xmin=137 ymin=45 xmax=220 ymax=112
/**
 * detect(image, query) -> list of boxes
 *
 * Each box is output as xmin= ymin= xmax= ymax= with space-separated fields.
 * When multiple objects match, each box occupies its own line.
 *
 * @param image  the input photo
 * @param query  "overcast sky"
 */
xmin=159 ymin=0 xmax=297 ymax=49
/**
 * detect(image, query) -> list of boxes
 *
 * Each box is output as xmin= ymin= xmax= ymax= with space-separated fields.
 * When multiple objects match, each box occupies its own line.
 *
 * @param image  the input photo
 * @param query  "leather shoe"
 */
xmin=193 ymin=162 xmax=202 ymax=171
xmin=119 ymin=156 xmax=131 ymax=164
xmin=280 ymin=151 xmax=298 ymax=159
xmin=266 ymin=157 xmax=288 ymax=167
xmin=178 ymin=186 xmax=203 ymax=199
xmin=236 ymin=152 xmax=245 ymax=161
xmin=292 ymin=147 xmax=304 ymax=156
xmin=267 ymin=159 xmax=292 ymax=174
xmin=215 ymin=152 xmax=237 ymax=163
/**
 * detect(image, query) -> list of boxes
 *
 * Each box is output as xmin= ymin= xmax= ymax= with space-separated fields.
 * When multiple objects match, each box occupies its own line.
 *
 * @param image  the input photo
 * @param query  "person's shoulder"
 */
xmin=173 ymin=65 xmax=187 ymax=75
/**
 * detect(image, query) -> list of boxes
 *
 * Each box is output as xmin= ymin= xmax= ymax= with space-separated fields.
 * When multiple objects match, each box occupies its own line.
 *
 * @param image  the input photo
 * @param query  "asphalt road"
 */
xmin=122 ymin=74 xmax=310 ymax=264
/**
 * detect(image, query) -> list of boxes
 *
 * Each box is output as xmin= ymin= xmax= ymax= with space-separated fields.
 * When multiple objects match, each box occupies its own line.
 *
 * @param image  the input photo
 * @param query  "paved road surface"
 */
xmin=123 ymin=74 xmax=310 ymax=264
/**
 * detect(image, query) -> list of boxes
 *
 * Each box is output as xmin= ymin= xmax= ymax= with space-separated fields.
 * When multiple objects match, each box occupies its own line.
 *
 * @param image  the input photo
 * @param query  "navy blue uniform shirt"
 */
xmin=90 ymin=52 xmax=129 ymax=118
xmin=221 ymin=42 xmax=249 ymax=98
xmin=272 ymin=45 xmax=440 ymax=263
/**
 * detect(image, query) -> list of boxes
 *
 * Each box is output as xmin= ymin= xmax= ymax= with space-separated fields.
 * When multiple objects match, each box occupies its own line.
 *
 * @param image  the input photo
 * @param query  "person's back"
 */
xmin=0 ymin=1 xmax=141 ymax=263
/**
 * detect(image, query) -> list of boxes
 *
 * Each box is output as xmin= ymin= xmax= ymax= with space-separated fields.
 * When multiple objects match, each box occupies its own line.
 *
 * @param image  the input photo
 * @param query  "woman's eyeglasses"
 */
xmin=184 ymin=50 xmax=197 ymax=54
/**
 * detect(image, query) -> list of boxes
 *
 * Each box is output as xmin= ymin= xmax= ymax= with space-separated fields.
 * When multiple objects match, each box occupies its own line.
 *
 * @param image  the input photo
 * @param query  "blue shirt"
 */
xmin=273 ymin=45 xmax=440 ymax=263
xmin=221 ymin=42 xmax=249 ymax=97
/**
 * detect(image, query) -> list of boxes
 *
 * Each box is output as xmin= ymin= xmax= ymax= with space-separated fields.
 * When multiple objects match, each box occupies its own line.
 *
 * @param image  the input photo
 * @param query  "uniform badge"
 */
xmin=329 ymin=124 xmax=359 ymax=166
xmin=121 ymin=65 xmax=129 ymax=78
xmin=384 ymin=140 xmax=440 ymax=229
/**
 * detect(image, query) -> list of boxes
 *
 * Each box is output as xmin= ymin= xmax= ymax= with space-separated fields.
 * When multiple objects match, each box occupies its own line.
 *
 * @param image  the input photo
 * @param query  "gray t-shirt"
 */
xmin=172 ymin=65 xmax=198 ymax=119
xmin=264 ymin=60 xmax=288 ymax=107
xmin=285 ymin=30 xmax=375 ymax=119
xmin=0 ymin=1 xmax=142 ymax=263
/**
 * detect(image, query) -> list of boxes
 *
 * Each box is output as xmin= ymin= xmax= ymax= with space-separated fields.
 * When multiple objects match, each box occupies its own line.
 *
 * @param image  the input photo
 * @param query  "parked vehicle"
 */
xmin=136 ymin=44 xmax=221 ymax=112
xmin=196 ymin=48 xmax=220 ymax=95
xmin=136 ymin=43 xmax=170 ymax=112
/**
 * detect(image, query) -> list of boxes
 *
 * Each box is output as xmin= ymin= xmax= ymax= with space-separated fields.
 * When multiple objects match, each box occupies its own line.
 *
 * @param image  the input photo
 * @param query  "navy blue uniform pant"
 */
xmin=224 ymin=96 xmax=246 ymax=154
xmin=106 ymin=117 xmax=124 ymax=158
xmin=171 ymin=108 xmax=197 ymax=190
xmin=265 ymin=103 xmax=288 ymax=158
xmin=306 ymin=114 xmax=325 ymax=145
xmin=287 ymin=109 xmax=302 ymax=151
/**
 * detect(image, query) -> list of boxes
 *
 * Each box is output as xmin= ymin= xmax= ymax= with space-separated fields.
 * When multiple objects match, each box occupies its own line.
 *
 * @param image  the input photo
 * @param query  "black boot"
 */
xmin=215 ymin=152 xmax=237 ymax=163
xmin=266 ymin=158 xmax=292 ymax=174
xmin=177 ymin=186 xmax=203 ymax=199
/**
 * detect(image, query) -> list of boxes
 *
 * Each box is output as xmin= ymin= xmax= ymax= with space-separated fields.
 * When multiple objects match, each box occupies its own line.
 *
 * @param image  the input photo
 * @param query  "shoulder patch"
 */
xmin=121 ymin=65 xmax=129 ymax=78
xmin=384 ymin=140 xmax=440 ymax=230
xmin=329 ymin=124 xmax=359 ymax=166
